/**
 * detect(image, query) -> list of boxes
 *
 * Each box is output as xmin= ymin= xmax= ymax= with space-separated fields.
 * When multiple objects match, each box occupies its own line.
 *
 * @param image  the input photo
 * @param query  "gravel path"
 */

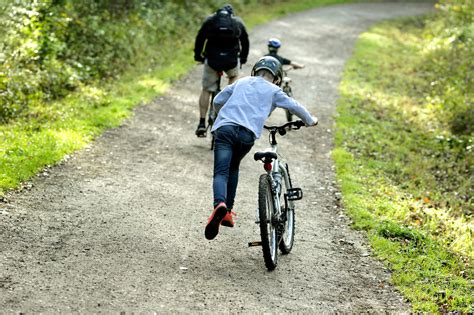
xmin=0 ymin=2 xmax=433 ymax=313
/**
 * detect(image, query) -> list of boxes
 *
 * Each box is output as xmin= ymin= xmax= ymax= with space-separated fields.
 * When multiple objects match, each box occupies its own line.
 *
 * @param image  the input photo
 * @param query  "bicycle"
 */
xmin=207 ymin=71 xmax=223 ymax=150
xmin=281 ymin=66 xmax=295 ymax=122
xmin=250 ymin=120 xmax=316 ymax=270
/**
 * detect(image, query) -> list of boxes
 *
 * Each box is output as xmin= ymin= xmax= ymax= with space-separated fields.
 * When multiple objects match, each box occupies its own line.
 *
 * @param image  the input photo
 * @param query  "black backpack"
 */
xmin=206 ymin=9 xmax=241 ymax=71
xmin=209 ymin=9 xmax=239 ymax=40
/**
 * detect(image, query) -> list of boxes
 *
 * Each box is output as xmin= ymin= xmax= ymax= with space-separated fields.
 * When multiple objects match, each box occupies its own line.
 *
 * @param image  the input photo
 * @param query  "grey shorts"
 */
xmin=202 ymin=59 xmax=239 ymax=92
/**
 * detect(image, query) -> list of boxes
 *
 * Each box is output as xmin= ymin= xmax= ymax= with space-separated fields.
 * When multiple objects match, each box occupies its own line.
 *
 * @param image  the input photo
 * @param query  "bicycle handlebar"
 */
xmin=263 ymin=120 xmax=306 ymax=145
xmin=264 ymin=120 xmax=306 ymax=135
xmin=264 ymin=120 xmax=305 ymax=129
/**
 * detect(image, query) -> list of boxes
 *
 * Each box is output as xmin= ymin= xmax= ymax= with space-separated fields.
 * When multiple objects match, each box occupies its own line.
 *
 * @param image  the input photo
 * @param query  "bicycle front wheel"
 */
xmin=258 ymin=174 xmax=278 ymax=270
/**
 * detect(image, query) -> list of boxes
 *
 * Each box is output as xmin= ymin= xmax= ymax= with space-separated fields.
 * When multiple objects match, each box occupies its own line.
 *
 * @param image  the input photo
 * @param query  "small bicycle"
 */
xmin=281 ymin=66 xmax=298 ymax=122
xmin=250 ymin=120 xmax=316 ymax=270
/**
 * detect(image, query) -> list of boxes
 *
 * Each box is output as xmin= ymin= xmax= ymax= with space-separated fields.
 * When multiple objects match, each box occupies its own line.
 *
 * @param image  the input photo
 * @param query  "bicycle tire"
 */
xmin=208 ymin=93 xmax=216 ymax=151
xmin=258 ymin=174 xmax=278 ymax=270
xmin=279 ymin=170 xmax=295 ymax=254
xmin=210 ymin=133 xmax=215 ymax=150
xmin=209 ymin=83 xmax=220 ymax=150
xmin=283 ymin=86 xmax=293 ymax=122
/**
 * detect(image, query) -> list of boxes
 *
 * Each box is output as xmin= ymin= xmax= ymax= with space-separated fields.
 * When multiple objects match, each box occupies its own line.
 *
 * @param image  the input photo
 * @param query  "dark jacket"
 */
xmin=194 ymin=12 xmax=249 ymax=70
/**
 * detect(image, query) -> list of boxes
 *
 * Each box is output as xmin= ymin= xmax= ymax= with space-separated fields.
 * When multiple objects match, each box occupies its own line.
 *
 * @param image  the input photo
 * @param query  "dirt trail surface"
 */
xmin=1 ymin=3 xmax=433 ymax=313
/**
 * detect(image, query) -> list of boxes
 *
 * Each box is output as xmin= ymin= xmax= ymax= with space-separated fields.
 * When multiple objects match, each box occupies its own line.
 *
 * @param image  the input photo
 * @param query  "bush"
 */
xmin=423 ymin=0 xmax=474 ymax=136
xmin=1 ymin=1 xmax=76 ymax=121
xmin=0 ymin=0 xmax=277 ymax=123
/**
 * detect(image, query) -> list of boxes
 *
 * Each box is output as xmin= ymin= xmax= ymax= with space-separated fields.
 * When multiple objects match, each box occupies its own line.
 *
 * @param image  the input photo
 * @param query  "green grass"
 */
xmin=0 ymin=43 xmax=191 ymax=193
xmin=334 ymin=16 xmax=473 ymax=312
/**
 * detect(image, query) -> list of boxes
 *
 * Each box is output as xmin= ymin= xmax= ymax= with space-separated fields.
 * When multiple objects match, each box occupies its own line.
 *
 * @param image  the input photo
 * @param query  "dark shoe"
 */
xmin=205 ymin=202 xmax=227 ymax=240
xmin=221 ymin=210 xmax=236 ymax=228
xmin=195 ymin=122 xmax=207 ymax=137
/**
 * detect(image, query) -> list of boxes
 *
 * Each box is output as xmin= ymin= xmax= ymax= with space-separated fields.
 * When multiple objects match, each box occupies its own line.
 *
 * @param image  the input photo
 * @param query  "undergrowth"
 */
xmin=334 ymin=11 xmax=473 ymax=313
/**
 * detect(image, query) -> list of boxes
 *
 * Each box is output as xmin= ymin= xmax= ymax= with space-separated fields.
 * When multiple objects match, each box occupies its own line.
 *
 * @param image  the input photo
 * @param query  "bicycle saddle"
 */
xmin=254 ymin=151 xmax=277 ymax=162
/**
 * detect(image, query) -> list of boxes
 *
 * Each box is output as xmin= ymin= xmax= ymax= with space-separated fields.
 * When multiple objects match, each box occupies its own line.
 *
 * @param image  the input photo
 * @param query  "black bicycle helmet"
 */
xmin=251 ymin=56 xmax=283 ymax=86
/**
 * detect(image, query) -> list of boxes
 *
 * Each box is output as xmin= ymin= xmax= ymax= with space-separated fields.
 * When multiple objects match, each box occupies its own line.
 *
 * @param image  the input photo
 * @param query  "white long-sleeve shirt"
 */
xmin=211 ymin=76 xmax=316 ymax=139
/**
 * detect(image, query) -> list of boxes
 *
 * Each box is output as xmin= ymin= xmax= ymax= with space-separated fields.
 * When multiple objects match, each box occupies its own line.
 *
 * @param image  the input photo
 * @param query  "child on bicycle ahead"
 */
xmin=265 ymin=38 xmax=304 ymax=69
xmin=205 ymin=56 xmax=317 ymax=240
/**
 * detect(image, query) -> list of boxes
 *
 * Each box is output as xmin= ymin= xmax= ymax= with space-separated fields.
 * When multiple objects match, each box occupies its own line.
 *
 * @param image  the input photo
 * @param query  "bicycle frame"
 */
xmin=282 ymin=68 xmax=293 ymax=91
xmin=255 ymin=122 xmax=302 ymax=225
xmin=264 ymin=141 xmax=292 ymax=221
xmin=252 ymin=120 xmax=307 ymax=270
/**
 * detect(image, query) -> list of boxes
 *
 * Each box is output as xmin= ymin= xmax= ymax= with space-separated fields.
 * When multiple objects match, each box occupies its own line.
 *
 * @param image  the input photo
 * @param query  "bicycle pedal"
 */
xmin=248 ymin=241 xmax=262 ymax=247
xmin=286 ymin=188 xmax=303 ymax=201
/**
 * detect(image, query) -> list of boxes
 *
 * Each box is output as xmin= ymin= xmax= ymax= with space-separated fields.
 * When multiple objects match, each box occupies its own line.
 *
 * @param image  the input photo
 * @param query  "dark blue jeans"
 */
xmin=213 ymin=125 xmax=255 ymax=209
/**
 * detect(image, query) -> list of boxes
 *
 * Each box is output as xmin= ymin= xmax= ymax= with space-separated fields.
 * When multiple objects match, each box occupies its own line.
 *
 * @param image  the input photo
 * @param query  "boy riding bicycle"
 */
xmin=204 ymin=56 xmax=317 ymax=240
xmin=265 ymin=38 xmax=304 ymax=70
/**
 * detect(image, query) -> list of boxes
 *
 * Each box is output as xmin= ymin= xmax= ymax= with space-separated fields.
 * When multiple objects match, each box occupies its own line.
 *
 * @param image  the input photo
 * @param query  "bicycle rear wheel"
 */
xmin=279 ymin=171 xmax=295 ymax=254
xmin=210 ymin=134 xmax=215 ymax=150
xmin=209 ymin=89 xmax=219 ymax=150
xmin=208 ymin=104 xmax=216 ymax=150
xmin=258 ymin=174 xmax=278 ymax=270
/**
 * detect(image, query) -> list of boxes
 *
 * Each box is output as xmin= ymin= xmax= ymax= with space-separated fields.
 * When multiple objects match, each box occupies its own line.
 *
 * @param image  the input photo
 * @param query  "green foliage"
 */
xmin=1 ymin=1 xmax=74 ymax=120
xmin=0 ymin=0 xmax=268 ymax=123
xmin=424 ymin=0 xmax=474 ymax=135
xmin=334 ymin=3 xmax=473 ymax=311
xmin=0 ymin=44 xmax=191 ymax=193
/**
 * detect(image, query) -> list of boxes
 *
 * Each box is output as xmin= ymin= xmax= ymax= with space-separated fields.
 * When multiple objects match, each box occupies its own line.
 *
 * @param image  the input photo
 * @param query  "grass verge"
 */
xmin=334 ymin=16 xmax=472 ymax=312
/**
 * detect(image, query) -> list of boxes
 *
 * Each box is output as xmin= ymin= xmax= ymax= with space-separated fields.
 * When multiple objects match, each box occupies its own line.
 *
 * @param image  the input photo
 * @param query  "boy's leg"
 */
xmin=212 ymin=126 xmax=237 ymax=206
xmin=225 ymin=127 xmax=255 ymax=210
xmin=205 ymin=125 xmax=237 ymax=240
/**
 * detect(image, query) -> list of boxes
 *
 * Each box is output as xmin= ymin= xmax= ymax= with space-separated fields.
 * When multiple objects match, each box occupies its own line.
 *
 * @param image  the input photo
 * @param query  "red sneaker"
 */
xmin=205 ymin=202 xmax=227 ymax=240
xmin=221 ymin=211 xmax=236 ymax=228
